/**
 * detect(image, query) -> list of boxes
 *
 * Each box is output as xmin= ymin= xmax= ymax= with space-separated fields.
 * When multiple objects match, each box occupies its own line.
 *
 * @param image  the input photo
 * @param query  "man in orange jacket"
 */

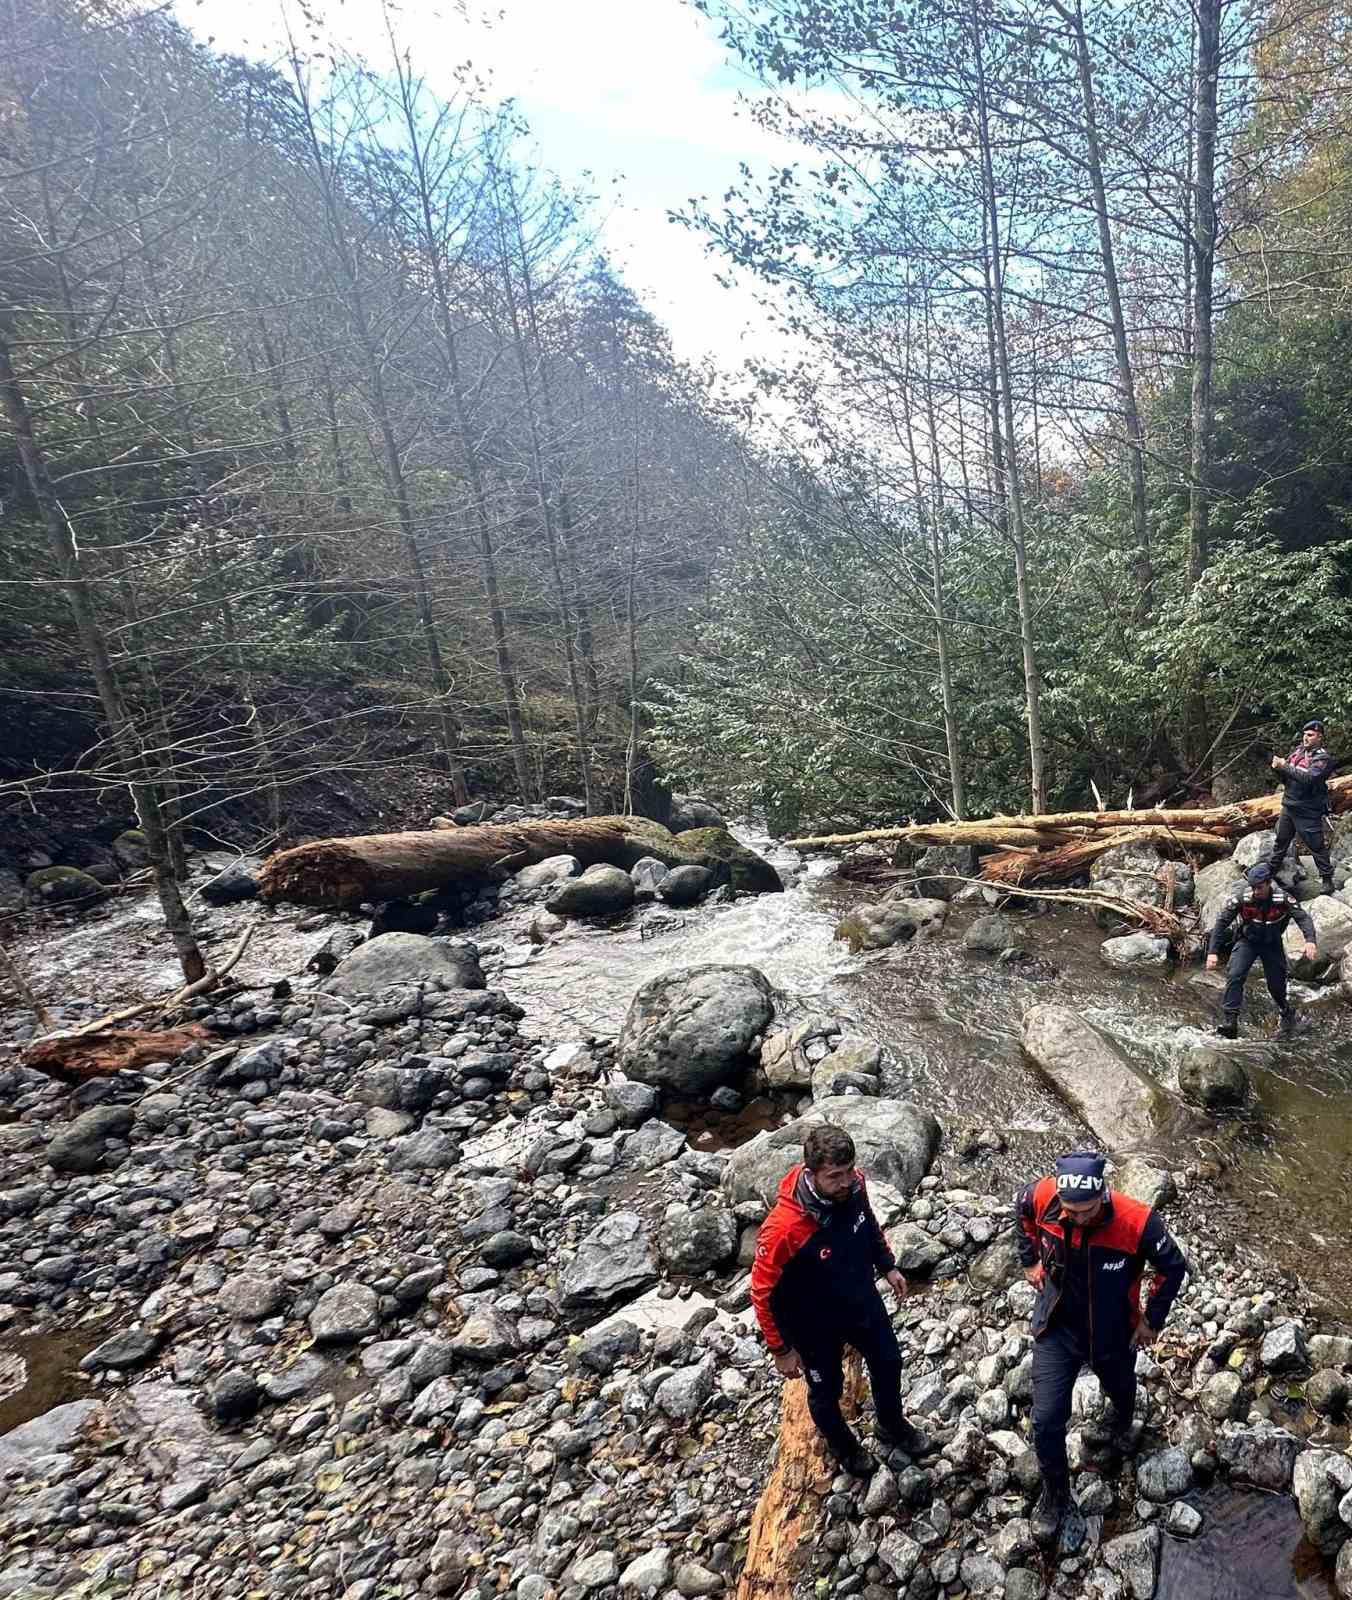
xmin=750 ymin=1123 xmax=928 ymax=1475
xmin=1016 ymin=1151 xmax=1188 ymax=1544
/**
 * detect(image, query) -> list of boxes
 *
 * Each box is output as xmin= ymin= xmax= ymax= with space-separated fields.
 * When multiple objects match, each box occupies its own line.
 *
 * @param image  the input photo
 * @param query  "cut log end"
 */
xmin=23 ymin=1024 xmax=212 ymax=1083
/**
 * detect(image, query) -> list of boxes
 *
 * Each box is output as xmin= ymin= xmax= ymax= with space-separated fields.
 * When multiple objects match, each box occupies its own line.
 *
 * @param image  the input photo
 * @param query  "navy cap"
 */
xmin=1247 ymin=863 xmax=1272 ymax=886
xmin=1055 ymin=1151 xmax=1106 ymax=1199
xmin=1303 ymin=719 xmax=1326 ymax=733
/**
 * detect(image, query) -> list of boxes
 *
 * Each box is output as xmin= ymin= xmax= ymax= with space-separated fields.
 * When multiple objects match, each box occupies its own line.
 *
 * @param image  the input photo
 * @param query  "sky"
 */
xmin=178 ymin=0 xmax=801 ymax=372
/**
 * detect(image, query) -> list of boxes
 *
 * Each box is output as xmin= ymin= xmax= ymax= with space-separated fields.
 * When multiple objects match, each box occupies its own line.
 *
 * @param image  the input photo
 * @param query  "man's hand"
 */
xmin=1205 ymin=953 xmax=1219 ymax=971
xmin=884 ymin=1268 xmax=909 ymax=1305
xmin=1272 ymin=755 xmax=1284 ymax=771
xmin=1023 ymin=1265 xmax=1045 ymax=1289
xmin=1131 ymin=1323 xmax=1160 ymax=1349
xmin=773 ymin=1350 xmax=803 ymax=1379
xmin=1303 ymin=942 xmax=1318 ymax=961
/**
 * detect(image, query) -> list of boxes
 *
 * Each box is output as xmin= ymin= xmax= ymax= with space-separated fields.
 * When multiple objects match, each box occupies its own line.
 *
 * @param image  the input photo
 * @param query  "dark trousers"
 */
xmin=1031 ymin=1320 xmax=1136 ymax=1491
xmin=1222 ymin=937 xmax=1288 ymax=1017
xmin=795 ymin=1293 xmax=906 ymax=1456
xmin=1272 ymin=810 xmax=1333 ymax=882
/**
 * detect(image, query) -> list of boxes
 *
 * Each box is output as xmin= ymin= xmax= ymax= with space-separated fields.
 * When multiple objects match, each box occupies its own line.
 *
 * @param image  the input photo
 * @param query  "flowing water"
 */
xmin=1156 ymin=1484 xmax=1337 ymax=1599
xmin=503 ymin=841 xmax=1352 ymax=1313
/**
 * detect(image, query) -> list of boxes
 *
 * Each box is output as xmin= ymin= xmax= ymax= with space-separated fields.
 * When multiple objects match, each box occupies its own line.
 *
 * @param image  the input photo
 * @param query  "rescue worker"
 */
xmin=1270 ymin=718 xmax=1336 ymax=895
xmin=750 ymin=1123 xmax=928 ymax=1475
xmin=1016 ymin=1152 xmax=1188 ymax=1545
xmin=1207 ymin=861 xmax=1317 ymax=1038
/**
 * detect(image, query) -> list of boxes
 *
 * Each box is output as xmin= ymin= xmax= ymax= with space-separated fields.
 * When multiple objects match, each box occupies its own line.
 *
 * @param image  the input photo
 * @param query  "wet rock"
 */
xmin=200 ymin=864 xmax=259 ymax=906
xmin=760 ymin=1015 xmax=840 ymax=1089
xmin=1136 ymin=1446 xmax=1192 ymax=1502
xmin=659 ymin=865 xmax=714 ymax=907
xmin=514 ymin=854 xmax=580 ymax=892
xmin=1166 ymin=1502 xmax=1202 ymax=1537
xmin=1177 ymin=1045 xmax=1249 ymax=1110
xmin=630 ymin=857 xmax=670 ymax=894
xmin=1113 ymin=1156 xmax=1177 ymax=1209
xmin=1100 ymin=933 xmax=1170 ymax=971
xmin=323 ymin=931 xmax=485 ymax=995
xmin=559 ymin=1211 xmax=657 ymax=1312
xmin=1103 ymin=1525 xmax=1160 ymax=1600
xmin=617 ymin=964 xmax=775 ymax=1096
xmin=672 ymin=825 xmax=782 ymax=894
xmin=1091 ymin=839 xmax=1168 ymax=913
xmin=964 ymin=912 xmax=1018 ymax=953
xmin=545 ymin=865 xmax=637 ymax=918
xmin=1215 ymin=1422 xmax=1299 ymax=1491
xmin=658 ymin=1205 xmax=738 ymax=1273
xmin=1286 ymin=896 xmax=1352 ymax=976
xmin=913 ymin=843 xmax=978 ymax=900
xmin=1306 ymin=1369 xmax=1351 ymax=1417
xmin=24 ymin=865 xmax=107 ymax=908
xmin=836 ymin=897 xmax=947 ymax=950
xmin=81 ymin=1326 xmax=163 ymax=1372
xmin=878 ymin=1531 xmax=923 ymax=1583
xmin=482 ymin=1230 xmax=533 ymax=1268
xmin=722 ymin=1095 xmax=940 ymax=1207
xmin=1293 ymin=1448 xmax=1352 ymax=1554
xmin=1020 ymin=1005 xmax=1178 ymax=1149
xmin=45 ymin=1103 xmax=134 ymax=1174
xmin=309 ymin=1282 xmax=380 ymax=1345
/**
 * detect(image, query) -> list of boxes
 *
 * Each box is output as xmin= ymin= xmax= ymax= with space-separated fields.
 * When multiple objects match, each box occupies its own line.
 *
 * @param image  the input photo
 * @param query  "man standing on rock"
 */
xmin=1207 ymin=862 xmax=1317 ymax=1038
xmin=1270 ymin=717 xmax=1337 ymax=895
xmin=751 ymin=1124 xmax=928 ymax=1476
xmin=1016 ymin=1151 xmax=1188 ymax=1545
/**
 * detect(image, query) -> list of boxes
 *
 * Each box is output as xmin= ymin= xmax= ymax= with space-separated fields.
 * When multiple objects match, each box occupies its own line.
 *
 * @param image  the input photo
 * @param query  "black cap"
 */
xmin=1055 ymin=1151 xmax=1106 ymax=1198
xmin=1303 ymin=718 xmax=1326 ymax=734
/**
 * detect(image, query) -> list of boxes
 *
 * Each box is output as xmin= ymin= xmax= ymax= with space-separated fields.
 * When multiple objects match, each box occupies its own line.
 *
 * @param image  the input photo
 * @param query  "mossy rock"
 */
xmin=674 ymin=827 xmax=783 ymax=896
xmin=25 ymin=865 xmax=107 ymax=909
xmin=597 ymin=816 xmax=715 ymax=873
xmin=112 ymin=829 xmax=151 ymax=869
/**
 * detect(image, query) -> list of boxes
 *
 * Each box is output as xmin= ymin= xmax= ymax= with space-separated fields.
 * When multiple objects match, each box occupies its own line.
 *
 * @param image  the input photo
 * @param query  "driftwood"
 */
xmin=257 ymin=817 xmax=692 ymax=908
xmin=24 ymin=1024 xmax=213 ymax=1084
xmin=735 ymin=1354 xmax=864 ymax=1600
xmin=789 ymin=774 xmax=1352 ymax=888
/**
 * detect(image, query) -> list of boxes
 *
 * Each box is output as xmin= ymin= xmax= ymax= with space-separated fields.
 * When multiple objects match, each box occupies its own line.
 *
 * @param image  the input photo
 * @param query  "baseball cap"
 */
xmin=1247 ymin=863 xmax=1272 ymax=886
xmin=1055 ymin=1151 xmax=1106 ymax=1199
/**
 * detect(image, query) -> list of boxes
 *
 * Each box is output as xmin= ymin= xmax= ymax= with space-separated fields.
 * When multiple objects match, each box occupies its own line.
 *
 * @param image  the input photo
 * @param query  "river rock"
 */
xmin=514 ymin=854 xmax=580 ymax=892
xmin=617 ymin=965 xmax=774 ymax=1096
xmin=887 ymin=1222 xmax=948 ymax=1275
xmin=309 ymin=1282 xmax=380 ymax=1345
xmin=620 ymin=1547 xmax=673 ymax=1594
xmin=111 ymin=828 xmax=150 ymax=869
xmin=1091 ymin=839 xmax=1168 ymax=912
xmin=449 ymin=1308 xmax=517 ymax=1362
xmin=968 ymin=1232 xmax=1022 ymax=1293
xmin=1215 ymin=1422 xmax=1299 ymax=1490
xmin=673 ymin=826 xmax=782 ymax=894
xmin=1286 ymin=895 xmax=1352 ymax=975
xmin=1306 ymin=1370 xmax=1351 ymax=1416
xmin=387 ymin=1128 xmax=460 ymax=1171
xmin=1233 ymin=829 xmax=1278 ymax=869
xmin=659 ymin=864 xmax=714 ymax=906
xmin=606 ymin=1080 xmax=661 ymax=1127
xmin=964 ymin=912 xmax=1017 ymax=953
xmin=1020 ymin=1005 xmax=1177 ymax=1149
xmin=760 ymin=1015 xmax=841 ymax=1089
xmin=200 ymin=864 xmax=258 ymax=905
xmin=669 ymin=794 xmax=725 ymax=832
xmin=546 ymin=865 xmax=637 ymax=918
xmin=1103 ymin=1526 xmax=1160 ymax=1600
xmin=1293 ymin=1448 xmax=1352 ymax=1553
xmin=631 ymin=857 xmax=671 ymax=894
xmin=323 ymin=932 xmax=485 ymax=995
xmin=1338 ymin=1542 xmax=1352 ymax=1600
xmin=908 ymin=842 xmax=977 ymax=900
xmin=1112 ymin=1155 xmax=1176 ymax=1209
xmin=45 ymin=1104 xmax=134 ymax=1174
xmin=82 ymin=1326 xmax=163 ymax=1372
xmin=836 ymin=897 xmax=948 ymax=950
xmin=559 ymin=1211 xmax=657 ymax=1311
xmin=722 ymin=1095 xmax=940 ymax=1207
xmin=1310 ymin=1334 xmax=1352 ymax=1369
xmin=1196 ymin=857 xmax=1244 ymax=928
xmin=658 ymin=1205 xmax=738 ymax=1273
xmin=1261 ymin=1322 xmax=1310 ymax=1374
xmin=1137 ymin=1445 xmax=1193 ymax=1501
xmin=1177 ymin=1045 xmax=1249 ymax=1109
xmin=1199 ymin=1370 xmax=1244 ymax=1420
xmin=1100 ymin=933 xmax=1170 ymax=971
xmin=24 ymin=865 xmax=107 ymax=908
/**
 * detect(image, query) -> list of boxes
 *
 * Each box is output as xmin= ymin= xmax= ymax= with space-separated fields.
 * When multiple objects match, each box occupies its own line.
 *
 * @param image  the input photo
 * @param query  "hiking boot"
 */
xmin=1322 ymin=879 xmax=1337 ymax=897
xmin=1215 ymin=1016 xmax=1239 ymax=1040
xmin=1106 ymin=1407 xmax=1140 ymax=1455
xmin=1278 ymin=1007 xmax=1299 ymax=1038
xmin=831 ymin=1444 xmax=877 ymax=1478
xmin=876 ymin=1417 xmax=930 ymax=1458
xmin=1031 ymin=1482 xmax=1071 ymax=1544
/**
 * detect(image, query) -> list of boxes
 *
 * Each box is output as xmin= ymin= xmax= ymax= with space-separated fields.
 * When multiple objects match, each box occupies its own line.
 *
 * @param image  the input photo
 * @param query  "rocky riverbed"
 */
xmin=3 ymin=809 xmax=1352 ymax=1600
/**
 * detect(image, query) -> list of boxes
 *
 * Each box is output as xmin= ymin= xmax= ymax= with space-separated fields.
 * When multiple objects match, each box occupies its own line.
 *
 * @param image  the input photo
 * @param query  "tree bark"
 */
xmin=1189 ymin=0 xmax=1221 ymax=585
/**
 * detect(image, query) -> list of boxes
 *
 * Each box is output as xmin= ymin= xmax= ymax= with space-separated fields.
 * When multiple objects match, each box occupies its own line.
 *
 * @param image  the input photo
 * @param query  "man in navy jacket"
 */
xmin=751 ymin=1123 xmax=928 ymax=1475
xmin=1270 ymin=717 xmax=1336 ymax=894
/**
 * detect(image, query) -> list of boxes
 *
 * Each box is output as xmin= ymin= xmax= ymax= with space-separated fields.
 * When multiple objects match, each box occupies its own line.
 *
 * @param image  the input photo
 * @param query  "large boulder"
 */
xmin=659 ymin=865 xmax=714 ymax=907
xmin=617 ymin=965 xmax=775 ymax=1097
xmin=514 ymin=854 xmax=580 ymax=892
xmin=672 ymin=827 xmax=782 ymax=895
xmin=964 ymin=913 xmax=1017 ymax=954
xmin=45 ymin=1105 xmax=134 ymax=1175
xmin=1100 ymin=933 xmax=1170 ymax=971
xmin=722 ymin=1096 xmax=941 ymax=1208
xmin=559 ymin=1212 xmax=657 ymax=1312
xmin=760 ymin=1015 xmax=842 ymax=1089
xmin=669 ymin=795 xmax=726 ymax=832
xmin=1292 ymin=1448 xmax=1352 ymax=1553
xmin=1233 ymin=829 xmax=1277 ymax=870
xmin=1196 ymin=857 xmax=1244 ymax=931
xmin=1177 ymin=1045 xmax=1249 ymax=1109
xmin=658 ymin=1205 xmax=738 ymax=1273
xmin=836 ymin=897 xmax=947 ymax=950
xmin=913 ymin=844 xmax=978 ymax=901
xmin=323 ymin=932 xmax=484 ymax=996
xmin=1020 ymin=1006 xmax=1179 ymax=1150
xmin=200 ymin=865 xmax=259 ymax=906
xmin=1090 ymin=839 xmax=1167 ymax=914
xmin=24 ymin=865 xmax=107 ymax=909
xmin=1285 ymin=895 xmax=1352 ymax=977
xmin=545 ymin=865 xmax=636 ymax=918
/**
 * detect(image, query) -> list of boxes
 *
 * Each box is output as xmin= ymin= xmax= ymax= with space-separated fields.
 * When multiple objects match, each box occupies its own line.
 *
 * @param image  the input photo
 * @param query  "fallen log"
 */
xmin=978 ymin=827 xmax=1232 ymax=886
xmin=257 ymin=817 xmax=712 ymax=909
xmin=735 ymin=1354 xmax=864 ymax=1600
xmin=24 ymin=1024 xmax=213 ymax=1084
xmin=788 ymin=772 xmax=1352 ymax=853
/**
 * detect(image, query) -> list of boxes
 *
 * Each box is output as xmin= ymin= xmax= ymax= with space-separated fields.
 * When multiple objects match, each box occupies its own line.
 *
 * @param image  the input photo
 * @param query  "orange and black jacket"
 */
xmin=1015 ymin=1178 xmax=1187 ymax=1360
xmin=751 ymin=1163 xmax=895 ymax=1354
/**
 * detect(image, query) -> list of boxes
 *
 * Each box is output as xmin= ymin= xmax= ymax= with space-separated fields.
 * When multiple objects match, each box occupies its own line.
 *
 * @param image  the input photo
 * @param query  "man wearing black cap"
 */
xmin=1270 ymin=719 xmax=1337 ymax=895
xmin=1016 ymin=1153 xmax=1188 ymax=1545
xmin=1207 ymin=862 xmax=1317 ymax=1038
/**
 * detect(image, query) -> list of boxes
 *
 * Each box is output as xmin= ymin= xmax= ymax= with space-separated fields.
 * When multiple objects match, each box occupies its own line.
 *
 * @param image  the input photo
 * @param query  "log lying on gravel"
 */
xmin=24 ymin=1025 xmax=212 ymax=1084
xmin=735 ymin=1353 xmax=863 ymax=1600
xmin=787 ymin=775 xmax=1352 ymax=887
xmin=257 ymin=817 xmax=720 ymax=909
